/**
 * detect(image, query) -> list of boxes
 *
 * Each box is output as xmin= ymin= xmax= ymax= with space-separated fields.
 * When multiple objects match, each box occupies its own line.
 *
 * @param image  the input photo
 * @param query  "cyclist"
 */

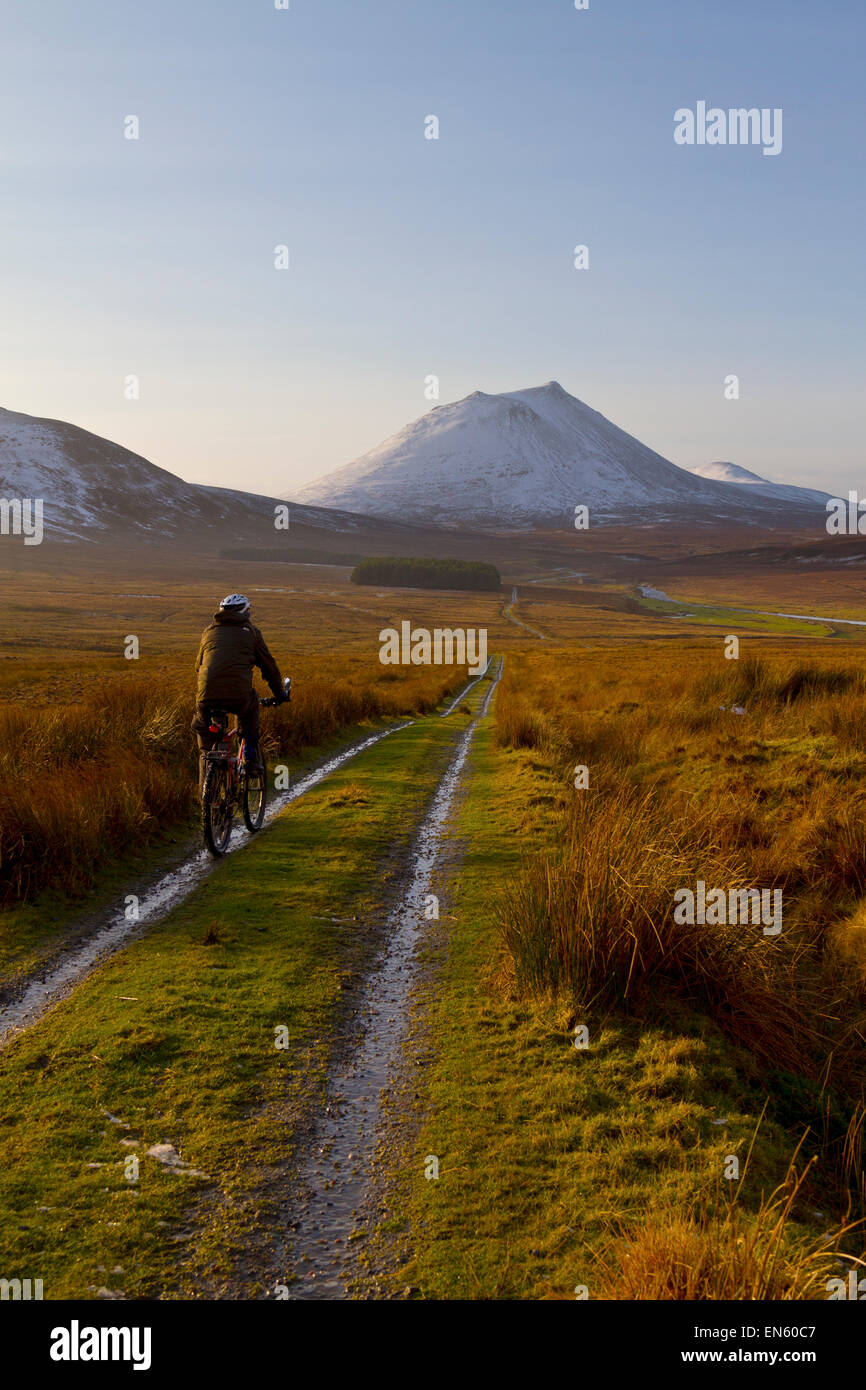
xmin=192 ymin=594 xmax=288 ymax=780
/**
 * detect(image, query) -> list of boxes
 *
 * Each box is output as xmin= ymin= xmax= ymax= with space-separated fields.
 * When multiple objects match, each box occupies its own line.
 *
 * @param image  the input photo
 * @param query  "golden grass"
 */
xmin=493 ymin=647 xmax=866 ymax=1157
xmin=0 ymin=660 xmax=464 ymax=905
xmin=596 ymin=1139 xmax=863 ymax=1300
xmin=0 ymin=557 xmax=525 ymax=906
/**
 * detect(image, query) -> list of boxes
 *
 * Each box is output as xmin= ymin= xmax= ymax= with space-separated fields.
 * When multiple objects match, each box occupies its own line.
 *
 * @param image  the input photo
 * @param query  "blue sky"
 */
xmin=1 ymin=0 xmax=863 ymax=497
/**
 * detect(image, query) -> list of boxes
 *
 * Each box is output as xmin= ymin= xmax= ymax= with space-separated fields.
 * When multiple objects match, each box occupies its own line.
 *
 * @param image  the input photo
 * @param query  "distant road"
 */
xmin=637 ymin=583 xmax=866 ymax=628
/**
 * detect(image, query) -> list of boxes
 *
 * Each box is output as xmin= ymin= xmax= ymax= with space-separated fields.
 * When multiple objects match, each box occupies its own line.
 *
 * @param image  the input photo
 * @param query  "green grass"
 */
xmin=0 ymin=695 xmax=484 ymax=1299
xmin=0 ymin=717 xmax=405 ymax=986
xmin=389 ymin=718 xmax=829 ymax=1299
xmin=635 ymin=594 xmax=834 ymax=636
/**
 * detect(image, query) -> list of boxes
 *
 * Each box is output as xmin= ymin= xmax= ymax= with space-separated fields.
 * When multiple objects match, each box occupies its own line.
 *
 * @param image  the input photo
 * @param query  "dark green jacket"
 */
xmin=195 ymin=611 xmax=283 ymax=703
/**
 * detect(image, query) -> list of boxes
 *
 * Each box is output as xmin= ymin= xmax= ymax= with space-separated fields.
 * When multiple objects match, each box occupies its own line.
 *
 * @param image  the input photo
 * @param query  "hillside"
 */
xmin=0 ymin=406 xmax=409 ymax=551
xmin=689 ymin=460 xmax=833 ymax=508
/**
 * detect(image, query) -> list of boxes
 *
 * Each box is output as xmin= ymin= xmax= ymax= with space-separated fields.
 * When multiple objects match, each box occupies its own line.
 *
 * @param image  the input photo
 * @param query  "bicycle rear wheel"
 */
xmin=202 ymin=761 xmax=234 ymax=856
xmin=242 ymin=764 xmax=266 ymax=832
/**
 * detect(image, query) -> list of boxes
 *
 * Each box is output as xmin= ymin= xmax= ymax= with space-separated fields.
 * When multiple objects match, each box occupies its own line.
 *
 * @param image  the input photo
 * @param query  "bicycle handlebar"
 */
xmin=261 ymin=675 xmax=292 ymax=708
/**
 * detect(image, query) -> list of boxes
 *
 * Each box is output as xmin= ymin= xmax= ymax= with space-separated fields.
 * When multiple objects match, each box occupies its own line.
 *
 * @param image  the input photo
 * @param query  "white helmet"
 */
xmin=219 ymin=593 xmax=250 ymax=617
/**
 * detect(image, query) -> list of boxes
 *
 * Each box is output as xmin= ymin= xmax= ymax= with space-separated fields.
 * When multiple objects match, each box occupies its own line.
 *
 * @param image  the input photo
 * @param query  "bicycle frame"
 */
xmin=200 ymin=683 xmax=286 ymax=856
xmin=205 ymin=716 xmax=246 ymax=804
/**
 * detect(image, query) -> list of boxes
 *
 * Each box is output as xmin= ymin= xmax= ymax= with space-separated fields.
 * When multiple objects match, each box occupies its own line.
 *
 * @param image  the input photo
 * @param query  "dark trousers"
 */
xmin=192 ymin=692 xmax=260 ymax=751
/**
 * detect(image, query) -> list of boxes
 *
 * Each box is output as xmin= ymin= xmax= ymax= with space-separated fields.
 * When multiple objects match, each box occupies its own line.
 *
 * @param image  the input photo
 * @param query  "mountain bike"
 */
xmin=200 ymin=678 xmax=291 ymax=858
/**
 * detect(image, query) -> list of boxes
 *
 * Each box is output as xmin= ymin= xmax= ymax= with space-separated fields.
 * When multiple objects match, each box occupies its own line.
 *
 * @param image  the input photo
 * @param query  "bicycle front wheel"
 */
xmin=242 ymin=764 xmax=266 ymax=832
xmin=202 ymin=761 xmax=234 ymax=856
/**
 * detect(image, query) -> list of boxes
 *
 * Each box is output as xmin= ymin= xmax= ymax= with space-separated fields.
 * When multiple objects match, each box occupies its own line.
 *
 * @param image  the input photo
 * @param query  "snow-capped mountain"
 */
xmin=293 ymin=382 xmax=824 ymax=529
xmin=1 ymin=396 xmax=831 ymax=550
xmin=688 ymin=461 xmax=833 ymax=508
xmin=0 ymin=405 xmax=392 ymax=546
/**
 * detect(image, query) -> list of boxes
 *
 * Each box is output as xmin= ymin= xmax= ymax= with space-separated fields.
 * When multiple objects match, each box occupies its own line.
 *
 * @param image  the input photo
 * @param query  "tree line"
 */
xmin=350 ymin=556 xmax=502 ymax=591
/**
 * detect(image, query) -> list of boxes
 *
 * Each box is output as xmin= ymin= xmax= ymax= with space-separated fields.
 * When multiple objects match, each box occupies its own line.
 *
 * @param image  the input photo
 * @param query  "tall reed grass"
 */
xmin=597 ymin=1154 xmax=860 ymax=1299
xmin=494 ymin=649 xmax=866 ymax=1107
xmin=496 ymin=647 xmax=866 ymax=1276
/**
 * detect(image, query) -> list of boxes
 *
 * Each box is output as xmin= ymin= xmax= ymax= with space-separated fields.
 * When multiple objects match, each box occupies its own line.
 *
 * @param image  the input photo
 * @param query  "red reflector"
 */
xmin=208 ymin=724 xmax=219 ymax=733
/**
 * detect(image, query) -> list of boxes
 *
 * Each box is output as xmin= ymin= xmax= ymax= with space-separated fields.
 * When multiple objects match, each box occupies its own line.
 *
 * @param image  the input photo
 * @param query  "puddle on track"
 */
xmin=280 ymin=662 xmax=502 ymax=1300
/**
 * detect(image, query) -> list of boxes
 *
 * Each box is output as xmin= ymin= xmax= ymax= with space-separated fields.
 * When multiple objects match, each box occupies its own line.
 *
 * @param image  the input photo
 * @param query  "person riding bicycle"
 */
xmin=192 ymin=593 xmax=288 ymax=776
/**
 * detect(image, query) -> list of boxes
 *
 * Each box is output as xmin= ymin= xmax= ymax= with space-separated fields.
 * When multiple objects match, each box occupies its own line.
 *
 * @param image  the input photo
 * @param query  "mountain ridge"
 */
xmin=688 ymin=459 xmax=832 ymax=507
xmin=0 ymin=405 xmax=406 ymax=547
xmin=293 ymin=382 xmax=828 ymax=529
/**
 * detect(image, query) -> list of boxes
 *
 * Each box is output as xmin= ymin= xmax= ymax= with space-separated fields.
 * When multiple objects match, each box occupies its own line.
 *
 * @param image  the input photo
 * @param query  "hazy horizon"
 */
xmin=2 ymin=0 xmax=863 ymax=499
